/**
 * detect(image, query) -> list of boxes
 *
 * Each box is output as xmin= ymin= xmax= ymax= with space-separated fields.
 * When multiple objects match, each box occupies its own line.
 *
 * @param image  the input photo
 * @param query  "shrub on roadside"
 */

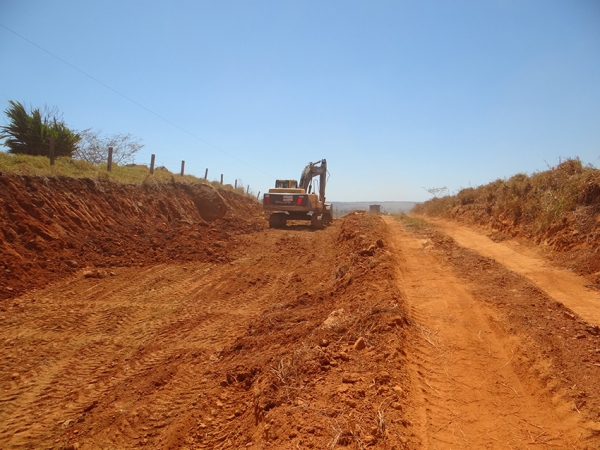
xmin=413 ymin=158 xmax=600 ymax=236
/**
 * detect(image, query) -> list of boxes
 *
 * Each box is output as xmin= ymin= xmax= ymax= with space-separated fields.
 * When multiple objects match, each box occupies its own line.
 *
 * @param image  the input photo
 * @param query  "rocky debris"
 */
xmin=587 ymin=325 xmax=600 ymax=336
xmin=337 ymin=384 xmax=350 ymax=393
xmin=389 ymin=316 xmax=408 ymax=327
xmin=322 ymin=308 xmax=349 ymax=329
xmin=375 ymin=371 xmax=391 ymax=384
xmin=345 ymin=398 xmax=357 ymax=408
xmin=337 ymin=351 xmax=350 ymax=361
xmin=359 ymin=239 xmax=385 ymax=257
xmin=392 ymin=385 xmax=405 ymax=400
xmin=82 ymin=269 xmax=108 ymax=279
xmin=341 ymin=373 xmax=362 ymax=384
xmin=353 ymin=336 xmax=366 ymax=350
xmin=359 ymin=245 xmax=377 ymax=256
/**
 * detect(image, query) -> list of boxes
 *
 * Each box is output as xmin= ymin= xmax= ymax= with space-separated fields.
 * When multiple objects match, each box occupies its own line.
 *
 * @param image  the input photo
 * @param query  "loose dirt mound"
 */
xmin=199 ymin=212 xmax=412 ymax=449
xmin=0 ymin=210 xmax=415 ymax=449
xmin=0 ymin=174 xmax=264 ymax=300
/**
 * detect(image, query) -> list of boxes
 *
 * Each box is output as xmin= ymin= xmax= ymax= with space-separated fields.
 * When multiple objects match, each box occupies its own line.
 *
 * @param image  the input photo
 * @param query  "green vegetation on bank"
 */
xmin=0 ymin=152 xmax=213 ymax=186
xmin=0 ymin=101 xmax=254 ymax=195
xmin=413 ymin=158 xmax=600 ymax=235
xmin=0 ymin=101 xmax=80 ymax=157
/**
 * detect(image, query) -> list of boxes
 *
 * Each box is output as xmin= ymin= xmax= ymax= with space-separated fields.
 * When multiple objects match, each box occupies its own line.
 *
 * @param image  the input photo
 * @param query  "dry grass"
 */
xmin=0 ymin=152 xmax=204 ymax=184
xmin=413 ymin=158 xmax=600 ymax=236
xmin=392 ymin=213 xmax=429 ymax=230
xmin=0 ymin=152 xmax=250 ymax=197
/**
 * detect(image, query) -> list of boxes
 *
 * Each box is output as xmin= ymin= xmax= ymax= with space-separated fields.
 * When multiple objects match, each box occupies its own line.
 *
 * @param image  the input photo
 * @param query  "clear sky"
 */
xmin=1 ymin=1 xmax=599 ymax=202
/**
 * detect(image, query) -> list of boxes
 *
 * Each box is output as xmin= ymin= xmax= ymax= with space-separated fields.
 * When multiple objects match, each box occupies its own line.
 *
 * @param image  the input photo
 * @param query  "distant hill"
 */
xmin=331 ymin=201 xmax=418 ymax=217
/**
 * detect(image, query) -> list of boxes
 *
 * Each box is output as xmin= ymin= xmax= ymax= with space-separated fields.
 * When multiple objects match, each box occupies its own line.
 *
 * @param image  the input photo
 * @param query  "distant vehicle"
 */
xmin=263 ymin=159 xmax=332 ymax=229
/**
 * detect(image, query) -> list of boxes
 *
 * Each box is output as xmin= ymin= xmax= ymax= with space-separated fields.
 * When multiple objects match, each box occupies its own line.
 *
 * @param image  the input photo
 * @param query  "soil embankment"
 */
xmin=0 ymin=174 xmax=264 ymax=300
xmin=413 ymin=160 xmax=600 ymax=287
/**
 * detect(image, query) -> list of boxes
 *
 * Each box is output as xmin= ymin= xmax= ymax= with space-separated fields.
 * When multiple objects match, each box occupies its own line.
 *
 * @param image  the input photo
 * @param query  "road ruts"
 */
xmin=0 ymin=225 xmax=339 ymax=449
xmin=385 ymin=217 xmax=585 ymax=449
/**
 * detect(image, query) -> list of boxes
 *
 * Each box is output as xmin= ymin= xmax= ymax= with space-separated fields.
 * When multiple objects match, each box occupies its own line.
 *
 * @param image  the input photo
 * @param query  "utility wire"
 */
xmin=0 ymin=22 xmax=272 ymax=177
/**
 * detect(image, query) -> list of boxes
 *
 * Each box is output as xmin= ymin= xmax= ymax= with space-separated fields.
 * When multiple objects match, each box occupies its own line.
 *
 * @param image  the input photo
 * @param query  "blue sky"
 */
xmin=1 ymin=1 xmax=599 ymax=201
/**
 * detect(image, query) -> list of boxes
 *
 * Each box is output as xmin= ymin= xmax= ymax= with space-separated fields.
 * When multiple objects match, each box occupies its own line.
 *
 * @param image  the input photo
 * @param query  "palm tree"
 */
xmin=0 ymin=100 xmax=80 ymax=157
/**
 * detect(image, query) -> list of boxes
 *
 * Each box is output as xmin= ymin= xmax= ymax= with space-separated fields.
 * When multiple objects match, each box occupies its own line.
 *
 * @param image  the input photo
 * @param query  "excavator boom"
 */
xmin=299 ymin=159 xmax=327 ymax=204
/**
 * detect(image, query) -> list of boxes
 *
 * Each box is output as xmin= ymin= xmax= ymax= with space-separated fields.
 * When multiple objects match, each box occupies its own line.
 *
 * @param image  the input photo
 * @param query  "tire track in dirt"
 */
xmin=1 ymin=261 xmax=250 ymax=447
xmin=422 ymin=217 xmax=600 ymax=327
xmin=74 ymin=230 xmax=338 ymax=450
xmin=0 ymin=227 xmax=331 ymax=449
xmin=0 ymin=265 xmax=194 ymax=446
xmin=385 ymin=217 xmax=587 ymax=449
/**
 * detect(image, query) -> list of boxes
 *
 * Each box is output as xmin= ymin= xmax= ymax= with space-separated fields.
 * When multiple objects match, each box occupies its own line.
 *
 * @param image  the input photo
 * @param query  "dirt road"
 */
xmin=385 ymin=217 xmax=595 ymax=448
xmin=422 ymin=217 xmax=600 ymax=328
xmin=2 ymin=208 xmax=600 ymax=449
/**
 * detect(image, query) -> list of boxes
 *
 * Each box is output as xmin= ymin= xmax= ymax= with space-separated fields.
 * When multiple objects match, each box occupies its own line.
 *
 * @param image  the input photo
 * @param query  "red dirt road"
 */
xmin=1 ymin=177 xmax=600 ymax=449
xmin=418 ymin=217 xmax=600 ymax=328
xmin=386 ymin=217 xmax=599 ymax=448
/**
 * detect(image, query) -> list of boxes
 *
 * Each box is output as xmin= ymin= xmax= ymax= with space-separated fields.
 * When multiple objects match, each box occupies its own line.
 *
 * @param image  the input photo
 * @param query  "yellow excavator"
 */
xmin=263 ymin=159 xmax=332 ymax=229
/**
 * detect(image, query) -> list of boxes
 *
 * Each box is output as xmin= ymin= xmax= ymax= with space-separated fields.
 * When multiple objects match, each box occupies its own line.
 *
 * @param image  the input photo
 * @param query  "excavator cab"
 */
xmin=275 ymin=180 xmax=298 ymax=189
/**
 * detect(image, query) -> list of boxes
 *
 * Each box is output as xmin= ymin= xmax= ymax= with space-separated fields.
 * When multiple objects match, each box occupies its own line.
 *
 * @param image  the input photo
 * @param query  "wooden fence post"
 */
xmin=234 ymin=180 xmax=237 ymax=189
xmin=220 ymin=174 xmax=224 ymax=185
xmin=257 ymin=191 xmax=260 ymax=199
xmin=204 ymin=168 xmax=208 ymax=180
xmin=150 ymin=154 xmax=155 ymax=174
xmin=107 ymin=147 xmax=113 ymax=172
xmin=180 ymin=160 xmax=185 ymax=176
xmin=246 ymin=185 xmax=250 ymax=194
xmin=48 ymin=137 xmax=55 ymax=166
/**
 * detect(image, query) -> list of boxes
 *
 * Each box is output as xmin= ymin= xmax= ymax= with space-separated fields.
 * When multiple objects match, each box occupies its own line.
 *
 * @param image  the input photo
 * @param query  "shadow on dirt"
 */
xmin=277 ymin=224 xmax=336 ymax=232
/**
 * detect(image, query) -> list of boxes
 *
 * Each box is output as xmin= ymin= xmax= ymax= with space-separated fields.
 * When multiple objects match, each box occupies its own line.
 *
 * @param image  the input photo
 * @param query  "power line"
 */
xmin=0 ymin=22 xmax=272 ymax=177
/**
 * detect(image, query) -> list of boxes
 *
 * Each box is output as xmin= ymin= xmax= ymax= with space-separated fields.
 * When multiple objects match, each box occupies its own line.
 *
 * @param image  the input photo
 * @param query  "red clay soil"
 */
xmin=430 ymin=203 xmax=600 ymax=288
xmin=0 ymin=174 xmax=265 ymax=301
xmin=0 ymin=206 xmax=414 ymax=449
xmin=4 ymin=174 xmax=600 ymax=449
xmin=394 ymin=218 xmax=600 ymax=447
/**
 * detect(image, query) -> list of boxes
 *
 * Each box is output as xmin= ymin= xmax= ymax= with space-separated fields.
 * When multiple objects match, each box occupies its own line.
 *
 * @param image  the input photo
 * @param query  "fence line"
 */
xmin=48 ymin=137 xmax=55 ymax=166
xmin=42 ymin=140 xmax=259 ymax=197
xmin=140 ymin=153 xmax=257 ymax=195
xmin=107 ymin=147 xmax=113 ymax=172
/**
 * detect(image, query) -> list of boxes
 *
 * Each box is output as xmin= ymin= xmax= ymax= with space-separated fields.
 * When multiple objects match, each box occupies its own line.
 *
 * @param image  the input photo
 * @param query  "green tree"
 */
xmin=0 ymin=100 xmax=80 ymax=157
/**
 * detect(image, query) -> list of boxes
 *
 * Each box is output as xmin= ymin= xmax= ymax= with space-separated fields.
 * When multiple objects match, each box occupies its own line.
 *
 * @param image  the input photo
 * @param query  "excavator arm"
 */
xmin=299 ymin=159 xmax=327 ymax=203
